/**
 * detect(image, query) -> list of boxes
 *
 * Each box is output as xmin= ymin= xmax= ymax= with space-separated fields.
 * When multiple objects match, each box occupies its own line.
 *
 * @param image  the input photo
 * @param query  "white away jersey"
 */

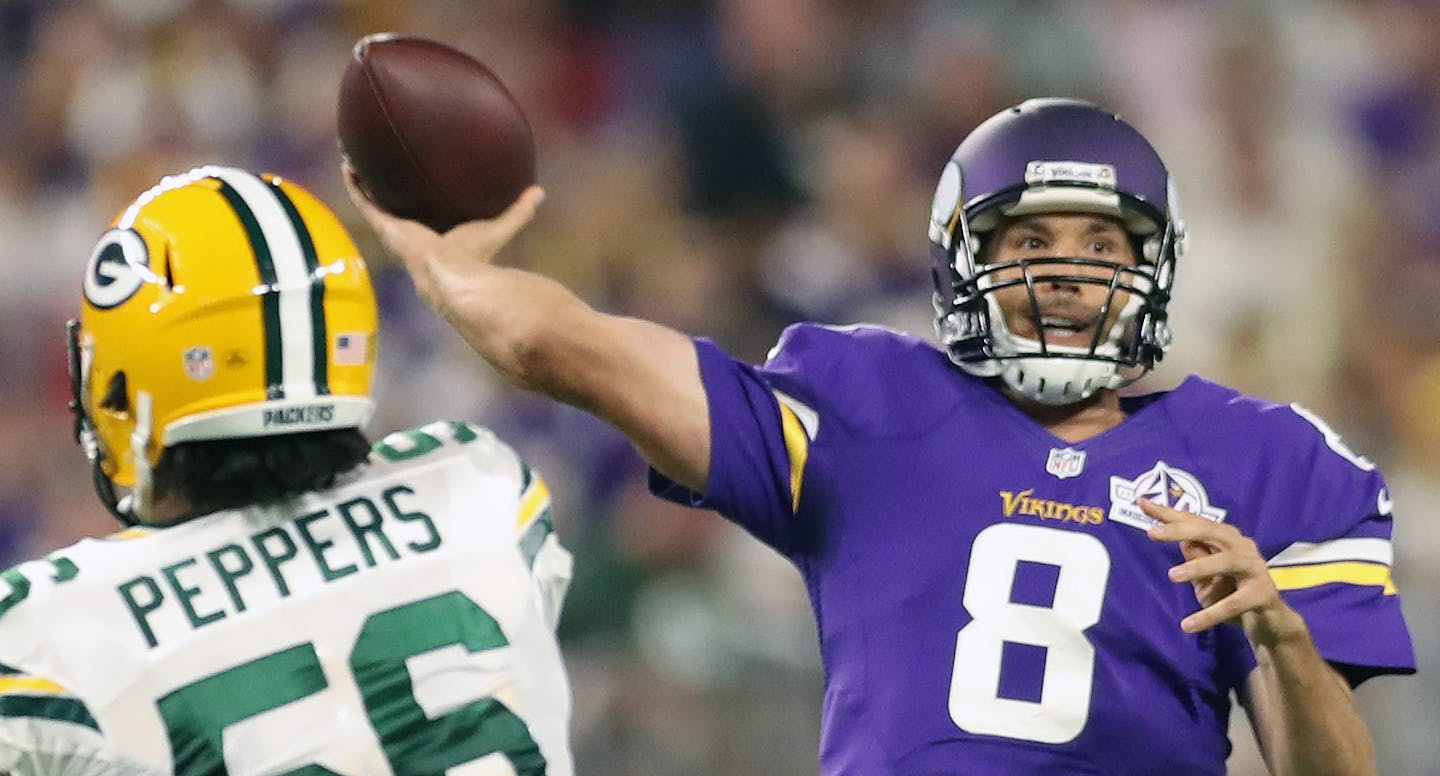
xmin=0 ymin=421 xmax=574 ymax=776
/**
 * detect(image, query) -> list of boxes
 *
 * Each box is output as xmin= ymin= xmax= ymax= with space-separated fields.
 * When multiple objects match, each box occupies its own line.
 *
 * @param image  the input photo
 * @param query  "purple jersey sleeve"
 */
xmin=1261 ymin=405 xmax=1413 ymax=683
xmin=648 ymin=335 xmax=806 ymax=553
xmin=1184 ymin=392 xmax=1416 ymax=685
xmin=649 ymin=323 xmax=942 ymax=554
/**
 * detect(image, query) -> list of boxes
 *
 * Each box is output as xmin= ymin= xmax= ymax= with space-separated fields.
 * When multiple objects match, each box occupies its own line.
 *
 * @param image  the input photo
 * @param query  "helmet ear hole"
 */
xmin=101 ymin=372 xmax=130 ymax=413
xmin=160 ymin=242 xmax=175 ymax=289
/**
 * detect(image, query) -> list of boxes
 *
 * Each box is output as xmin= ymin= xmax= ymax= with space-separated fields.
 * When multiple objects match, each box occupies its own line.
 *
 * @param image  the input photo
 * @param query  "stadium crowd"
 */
xmin=0 ymin=0 xmax=1436 ymax=773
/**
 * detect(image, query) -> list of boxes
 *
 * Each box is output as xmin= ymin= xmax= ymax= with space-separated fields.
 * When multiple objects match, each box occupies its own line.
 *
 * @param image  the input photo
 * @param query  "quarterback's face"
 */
xmin=982 ymin=213 xmax=1139 ymax=349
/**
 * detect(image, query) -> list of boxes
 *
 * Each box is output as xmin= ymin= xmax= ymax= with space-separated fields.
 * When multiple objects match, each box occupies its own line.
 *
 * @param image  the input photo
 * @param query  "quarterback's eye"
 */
xmin=1018 ymin=236 xmax=1046 ymax=251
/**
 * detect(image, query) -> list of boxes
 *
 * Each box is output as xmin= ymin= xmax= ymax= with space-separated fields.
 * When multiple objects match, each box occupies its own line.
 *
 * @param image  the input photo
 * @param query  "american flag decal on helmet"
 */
xmin=334 ymin=332 xmax=368 ymax=366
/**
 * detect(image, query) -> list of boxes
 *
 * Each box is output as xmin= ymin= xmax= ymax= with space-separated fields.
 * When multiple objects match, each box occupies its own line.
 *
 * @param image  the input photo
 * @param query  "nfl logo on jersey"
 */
xmin=1046 ymin=447 xmax=1086 ymax=479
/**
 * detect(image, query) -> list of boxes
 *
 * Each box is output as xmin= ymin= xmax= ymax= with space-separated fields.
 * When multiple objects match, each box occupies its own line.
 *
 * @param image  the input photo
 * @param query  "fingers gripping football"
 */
xmin=343 ymin=164 xmax=544 ymax=316
xmin=1141 ymin=499 xmax=1304 ymax=644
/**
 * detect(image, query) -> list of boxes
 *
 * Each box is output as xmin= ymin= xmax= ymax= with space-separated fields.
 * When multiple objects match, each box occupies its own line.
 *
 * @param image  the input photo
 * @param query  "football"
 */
xmin=338 ymin=33 xmax=536 ymax=233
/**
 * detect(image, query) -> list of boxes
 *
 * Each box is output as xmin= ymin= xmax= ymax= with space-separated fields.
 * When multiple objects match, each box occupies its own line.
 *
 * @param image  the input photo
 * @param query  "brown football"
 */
xmin=338 ymin=33 xmax=536 ymax=233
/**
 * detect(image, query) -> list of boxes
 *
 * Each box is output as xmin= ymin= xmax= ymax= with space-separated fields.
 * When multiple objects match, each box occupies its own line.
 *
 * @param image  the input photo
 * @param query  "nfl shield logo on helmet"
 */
xmin=183 ymin=346 xmax=214 ymax=381
xmin=1046 ymin=447 xmax=1087 ymax=479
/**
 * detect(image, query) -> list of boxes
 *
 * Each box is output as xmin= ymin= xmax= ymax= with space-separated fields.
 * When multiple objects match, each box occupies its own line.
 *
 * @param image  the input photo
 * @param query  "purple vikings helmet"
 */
xmin=928 ymin=99 xmax=1184 ymax=404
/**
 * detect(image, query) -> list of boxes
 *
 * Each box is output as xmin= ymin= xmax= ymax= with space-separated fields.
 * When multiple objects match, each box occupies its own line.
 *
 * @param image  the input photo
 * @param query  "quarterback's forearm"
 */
xmin=440 ymin=264 xmax=711 ymax=491
xmin=433 ymin=264 xmax=594 ymax=389
xmin=1244 ymin=615 xmax=1375 ymax=776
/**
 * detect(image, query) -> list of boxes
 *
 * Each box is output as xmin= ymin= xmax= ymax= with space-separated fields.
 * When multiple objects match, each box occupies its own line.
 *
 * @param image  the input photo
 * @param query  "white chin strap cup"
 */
xmin=999 ymin=356 xmax=1125 ymax=405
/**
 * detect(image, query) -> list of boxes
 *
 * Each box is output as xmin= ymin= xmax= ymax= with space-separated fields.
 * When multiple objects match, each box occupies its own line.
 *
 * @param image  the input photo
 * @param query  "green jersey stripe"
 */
xmin=518 ymin=506 xmax=555 ymax=569
xmin=0 ymin=694 xmax=100 ymax=731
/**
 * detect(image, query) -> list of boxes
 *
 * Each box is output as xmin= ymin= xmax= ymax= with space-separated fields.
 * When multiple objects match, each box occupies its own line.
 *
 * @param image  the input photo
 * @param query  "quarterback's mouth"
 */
xmin=1019 ymin=313 xmax=1103 ymax=348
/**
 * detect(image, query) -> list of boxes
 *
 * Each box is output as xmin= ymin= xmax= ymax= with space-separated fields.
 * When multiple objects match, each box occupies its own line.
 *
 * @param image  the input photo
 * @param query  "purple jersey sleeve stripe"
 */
xmin=1269 ymin=562 xmax=1395 ymax=595
xmin=775 ymin=395 xmax=812 ymax=513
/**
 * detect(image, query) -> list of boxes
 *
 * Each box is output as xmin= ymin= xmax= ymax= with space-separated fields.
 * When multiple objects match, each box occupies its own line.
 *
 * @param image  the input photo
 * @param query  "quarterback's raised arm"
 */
xmin=345 ymin=172 xmax=710 ymax=491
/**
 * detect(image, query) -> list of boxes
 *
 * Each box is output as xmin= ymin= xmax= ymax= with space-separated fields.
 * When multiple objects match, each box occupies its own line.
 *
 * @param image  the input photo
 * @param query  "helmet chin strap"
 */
xmin=74 ymin=413 xmax=141 ymax=526
xmin=998 ymin=356 xmax=1126 ymax=405
xmin=77 ymin=419 xmax=140 ymax=527
xmin=128 ymin=391 xmax=156 ymax=523
xmin=66 ymin=320 xmax=144 ymax=527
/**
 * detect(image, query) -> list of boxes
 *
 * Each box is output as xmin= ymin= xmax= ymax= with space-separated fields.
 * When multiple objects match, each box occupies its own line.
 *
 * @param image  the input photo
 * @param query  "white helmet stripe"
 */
xmin=207 ymin=167 xmax=320 ymax=401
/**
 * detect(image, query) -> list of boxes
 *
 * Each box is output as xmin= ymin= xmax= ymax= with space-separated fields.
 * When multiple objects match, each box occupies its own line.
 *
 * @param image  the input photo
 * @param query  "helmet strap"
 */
xmin=129 ymin=391 xmax=156 ymax=522
xmin=66 ymin=319 xmax=140 ymax=527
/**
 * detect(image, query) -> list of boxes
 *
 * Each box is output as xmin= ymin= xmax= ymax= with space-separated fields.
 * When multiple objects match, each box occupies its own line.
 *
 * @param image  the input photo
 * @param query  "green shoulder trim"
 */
xmin=0 ymin=694 xmax=100 ymax=732
xmin=518 ymin=505 xmax=555 ymax=570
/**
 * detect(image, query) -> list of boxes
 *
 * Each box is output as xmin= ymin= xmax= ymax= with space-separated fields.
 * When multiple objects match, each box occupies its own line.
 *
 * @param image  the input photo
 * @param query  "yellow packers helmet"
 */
xmin=67 ymin=166 xmax=377 ymax=523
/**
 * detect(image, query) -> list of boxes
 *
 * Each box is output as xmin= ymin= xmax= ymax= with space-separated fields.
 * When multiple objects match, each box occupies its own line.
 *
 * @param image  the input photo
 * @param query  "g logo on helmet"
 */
xmin=83 ymin=229 xmax=150 ymax=309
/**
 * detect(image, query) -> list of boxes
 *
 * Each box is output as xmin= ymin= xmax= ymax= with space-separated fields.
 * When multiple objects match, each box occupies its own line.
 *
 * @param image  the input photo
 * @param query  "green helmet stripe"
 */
xmin=214 ymin=181 xmax=286 ymax=399
xmin=268 ymin=181 xmax=330 ymax=396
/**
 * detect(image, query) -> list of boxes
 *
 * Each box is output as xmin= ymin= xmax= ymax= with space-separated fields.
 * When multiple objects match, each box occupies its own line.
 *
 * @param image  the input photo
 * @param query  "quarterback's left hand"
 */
xmin=1141 ymin=498 xmax=1308 ymax=647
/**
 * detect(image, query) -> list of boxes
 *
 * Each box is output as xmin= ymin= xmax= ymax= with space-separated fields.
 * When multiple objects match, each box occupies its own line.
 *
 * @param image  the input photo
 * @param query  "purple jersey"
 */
xmin=651 ymin=323 xmax=1414 ymax=775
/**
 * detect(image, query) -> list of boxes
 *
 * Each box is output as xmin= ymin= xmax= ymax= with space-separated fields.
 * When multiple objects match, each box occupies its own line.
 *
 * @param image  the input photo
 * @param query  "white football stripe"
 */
xmin=210 ymin=167 xmax=317 ymax=400
xmin=1268 ymin=537 xmax=1392 ymax=568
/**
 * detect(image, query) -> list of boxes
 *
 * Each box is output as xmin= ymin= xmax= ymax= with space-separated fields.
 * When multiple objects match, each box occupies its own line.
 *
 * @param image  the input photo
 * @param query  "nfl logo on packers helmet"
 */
xmin=183 ymin=347 xmax=214 ymax=381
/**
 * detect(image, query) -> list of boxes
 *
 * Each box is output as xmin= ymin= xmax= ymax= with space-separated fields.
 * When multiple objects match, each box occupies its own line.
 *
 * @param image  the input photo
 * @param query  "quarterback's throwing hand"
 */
xmin=343 ymin=163 xmax=545 ymax=317
xmin=1142 ymin=499 xmax=1307 ymax=647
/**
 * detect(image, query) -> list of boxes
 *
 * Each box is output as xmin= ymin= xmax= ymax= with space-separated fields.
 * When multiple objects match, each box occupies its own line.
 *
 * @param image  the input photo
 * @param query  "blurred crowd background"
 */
xmin=1 ymin=0 xmax=1437 ymax=773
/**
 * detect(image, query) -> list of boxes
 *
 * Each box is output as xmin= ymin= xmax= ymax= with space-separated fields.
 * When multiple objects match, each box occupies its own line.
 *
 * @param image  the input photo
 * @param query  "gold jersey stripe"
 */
xmin=517 ymin=477 xmax=552 ymax=531
xmin=0 ymin=675 xmax=69 ymax=697
xmin=777 ymin=401 xmax=809 ymax=514
xmin=103 ymin=526 xmax=154 ymax=542
xmin=1269 ymin=561 xmax=1397 ymax=595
